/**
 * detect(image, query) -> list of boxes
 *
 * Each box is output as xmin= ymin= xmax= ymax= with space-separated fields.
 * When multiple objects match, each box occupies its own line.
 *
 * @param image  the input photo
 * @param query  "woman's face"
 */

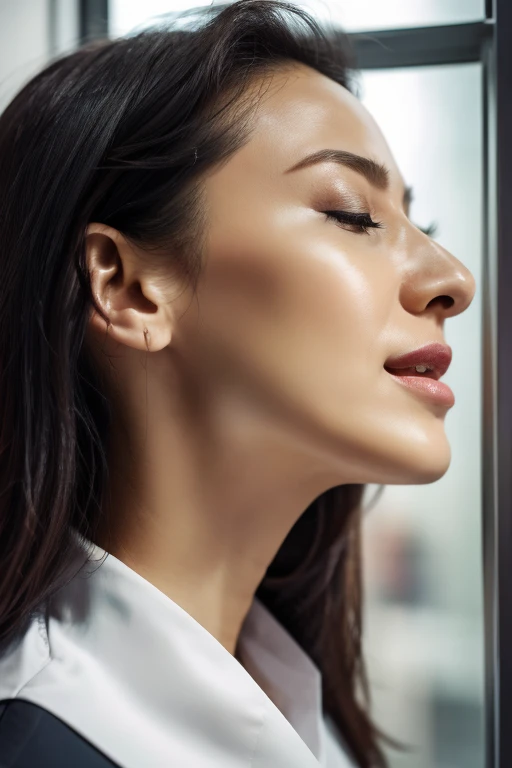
xmin=175 ymin=63 xmax=475 ymax=486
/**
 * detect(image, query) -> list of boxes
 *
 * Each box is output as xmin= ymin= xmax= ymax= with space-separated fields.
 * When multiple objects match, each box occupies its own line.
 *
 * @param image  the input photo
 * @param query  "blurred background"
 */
xmin=0 ymin=1 xmax=487 ymax=766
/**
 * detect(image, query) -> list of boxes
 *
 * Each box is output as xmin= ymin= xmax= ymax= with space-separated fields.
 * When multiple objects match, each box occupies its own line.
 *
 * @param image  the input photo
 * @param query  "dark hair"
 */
xmin=0 ymin=2 xmax=387 ymax=766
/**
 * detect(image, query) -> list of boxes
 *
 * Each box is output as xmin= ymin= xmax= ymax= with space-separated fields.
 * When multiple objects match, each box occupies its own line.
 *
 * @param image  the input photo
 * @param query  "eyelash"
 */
xmin=324 ymin=210 xmax=437 ymax=238
xmin=420 ymin=222 xmax=437 ymax=238
xmin=324 ymin=210 xmax=383 ymax=235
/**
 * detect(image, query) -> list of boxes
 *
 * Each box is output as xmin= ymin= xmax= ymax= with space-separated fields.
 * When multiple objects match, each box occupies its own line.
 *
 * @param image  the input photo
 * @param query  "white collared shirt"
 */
xmin=0 ymin=539 xmax=354 ymax=767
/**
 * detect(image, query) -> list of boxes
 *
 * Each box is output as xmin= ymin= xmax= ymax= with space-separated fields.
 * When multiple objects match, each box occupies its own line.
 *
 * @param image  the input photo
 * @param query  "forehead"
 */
xmin=240 ymin=63 xmax=402 ymax=183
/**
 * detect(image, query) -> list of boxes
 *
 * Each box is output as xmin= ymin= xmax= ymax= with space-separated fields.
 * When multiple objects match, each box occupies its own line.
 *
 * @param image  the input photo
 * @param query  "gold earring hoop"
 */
xmin=143 ymin=327 xmax=150 ymax=351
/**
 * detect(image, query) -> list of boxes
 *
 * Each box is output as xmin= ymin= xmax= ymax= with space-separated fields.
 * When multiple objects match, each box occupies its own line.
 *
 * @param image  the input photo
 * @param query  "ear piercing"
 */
xmin=143 ymin=327 xmax=150 ymax=351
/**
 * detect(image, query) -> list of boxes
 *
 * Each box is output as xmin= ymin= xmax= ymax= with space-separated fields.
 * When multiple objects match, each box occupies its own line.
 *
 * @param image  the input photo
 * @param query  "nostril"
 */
xmin=427 ymin=295 xmax=454 ymax=310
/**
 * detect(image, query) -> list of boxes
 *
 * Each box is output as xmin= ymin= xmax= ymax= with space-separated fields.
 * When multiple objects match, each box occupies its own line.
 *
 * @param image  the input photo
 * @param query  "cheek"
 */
xmin=192 ymin=223 xmax=395 ymax=404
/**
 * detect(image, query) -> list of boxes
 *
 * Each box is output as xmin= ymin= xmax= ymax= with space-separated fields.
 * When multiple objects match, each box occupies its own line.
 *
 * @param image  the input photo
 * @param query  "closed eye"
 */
xmin=324 ymin=210 xmax=383 ymax=235
xmin=418 ymin=221 xmax=437 ymax=238
xmin=325 ymin=209 xmax=437 ymax=238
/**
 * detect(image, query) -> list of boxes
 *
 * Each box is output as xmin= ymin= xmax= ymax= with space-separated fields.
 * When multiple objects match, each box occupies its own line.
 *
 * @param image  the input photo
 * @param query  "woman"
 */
xmin=0 ymin=1 xmax=475 ymax=767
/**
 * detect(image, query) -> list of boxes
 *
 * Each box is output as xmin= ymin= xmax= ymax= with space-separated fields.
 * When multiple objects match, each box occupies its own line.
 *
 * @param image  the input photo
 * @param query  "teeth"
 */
xmin=415 ymin=365 xmax=428 ymax=373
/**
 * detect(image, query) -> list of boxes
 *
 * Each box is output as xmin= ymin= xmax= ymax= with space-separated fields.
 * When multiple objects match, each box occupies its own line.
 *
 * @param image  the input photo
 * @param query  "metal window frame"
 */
xmin=79 ymin=0 xmax=108 ymax=42
xmin=352 ymin=21 xmax=492 ymax=69
xmin=66 ymin=3 xmax=511 ymax=768
xmin=483 ymin=5 xmax=512 ymax=768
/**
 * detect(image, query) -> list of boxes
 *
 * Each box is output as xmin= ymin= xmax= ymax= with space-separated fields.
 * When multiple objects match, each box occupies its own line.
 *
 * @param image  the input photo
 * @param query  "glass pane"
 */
xmin=360 ymin=63 xmax=485 ymax=768
xmin=109 ymin=0 xmax=485 ymax=38
xmin=303 ymin=0 xmax=485 ymax=32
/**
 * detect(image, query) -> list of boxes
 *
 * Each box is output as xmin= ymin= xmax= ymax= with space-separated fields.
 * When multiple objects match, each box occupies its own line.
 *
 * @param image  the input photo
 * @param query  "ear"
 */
xmin=85 ymin=222 xmax=173 ymax=353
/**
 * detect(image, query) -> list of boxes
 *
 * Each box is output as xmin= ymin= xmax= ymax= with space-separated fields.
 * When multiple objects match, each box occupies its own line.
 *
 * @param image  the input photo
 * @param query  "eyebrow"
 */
xmin=285 ymin=148 xmax=413 ymax=210
xmin=285 ymin=149 xmax=389 ymax=190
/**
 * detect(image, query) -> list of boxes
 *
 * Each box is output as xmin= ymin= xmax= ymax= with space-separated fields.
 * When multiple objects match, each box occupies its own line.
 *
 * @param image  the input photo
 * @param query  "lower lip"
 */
xmin=387 ymin=373 xmax=455 ymax=407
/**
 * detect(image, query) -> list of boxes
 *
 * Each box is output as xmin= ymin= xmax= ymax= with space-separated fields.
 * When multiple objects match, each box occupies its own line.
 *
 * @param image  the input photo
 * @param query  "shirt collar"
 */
xmin=5 ymin=537 xmax=325 ymax=768
xmin=237 ymin=597 xmax=325 ymax=760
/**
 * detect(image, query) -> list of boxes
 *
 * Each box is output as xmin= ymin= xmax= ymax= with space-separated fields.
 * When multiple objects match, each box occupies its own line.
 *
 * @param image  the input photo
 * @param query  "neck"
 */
xmin=94 ymin=381 xmax=338 ymax=655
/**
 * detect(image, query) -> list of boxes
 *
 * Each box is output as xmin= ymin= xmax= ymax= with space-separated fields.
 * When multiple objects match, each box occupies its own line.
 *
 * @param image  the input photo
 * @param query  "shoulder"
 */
xmin=0 ymin=699 xmax=120 ymax=768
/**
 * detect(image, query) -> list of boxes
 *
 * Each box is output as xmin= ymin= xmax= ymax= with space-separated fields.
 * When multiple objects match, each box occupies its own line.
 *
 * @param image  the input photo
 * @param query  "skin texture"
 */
xmin=84 ymin=63 xmax=475 ymax=655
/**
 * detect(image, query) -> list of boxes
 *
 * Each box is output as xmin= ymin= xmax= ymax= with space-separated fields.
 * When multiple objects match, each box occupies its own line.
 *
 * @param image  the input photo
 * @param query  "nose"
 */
xmin=399 ymin=237 xmax=476 ymax=320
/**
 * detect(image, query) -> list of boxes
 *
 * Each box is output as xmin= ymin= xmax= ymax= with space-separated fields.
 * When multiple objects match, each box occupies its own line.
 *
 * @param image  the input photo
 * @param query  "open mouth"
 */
xmin=384 ymin=342 xmax=452 ymax=380
xmin=383 ymin=343 xmax=454 ymax=407
xmin=383 ymin=364 xmax=439 ymax=380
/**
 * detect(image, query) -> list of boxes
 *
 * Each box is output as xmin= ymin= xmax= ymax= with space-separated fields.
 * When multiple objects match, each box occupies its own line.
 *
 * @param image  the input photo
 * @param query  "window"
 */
xmin=360 ymin=63 xmax=484 ymax=768
xmin=109 ymin=0 xmax=485 ymax=37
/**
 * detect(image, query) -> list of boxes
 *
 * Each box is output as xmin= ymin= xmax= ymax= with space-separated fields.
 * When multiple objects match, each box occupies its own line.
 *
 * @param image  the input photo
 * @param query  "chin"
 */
xmin=314 ymin=408 xmax=453 ymax=486
xmin=351 ymin=424 xmax=453 ymax=487
xmin=391 ymin=436 xmax=452 ymax=486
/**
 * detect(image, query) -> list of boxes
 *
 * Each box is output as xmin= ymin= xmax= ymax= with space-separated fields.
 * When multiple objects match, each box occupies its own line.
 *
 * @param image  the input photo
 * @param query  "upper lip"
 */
xmin=384 ymin=342 xmax=452 ymax=380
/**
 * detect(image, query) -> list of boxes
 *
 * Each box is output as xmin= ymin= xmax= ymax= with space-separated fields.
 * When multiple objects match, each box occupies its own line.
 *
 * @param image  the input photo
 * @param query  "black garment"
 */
xmin=0 ymin=700 xmax=119 ymax=768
